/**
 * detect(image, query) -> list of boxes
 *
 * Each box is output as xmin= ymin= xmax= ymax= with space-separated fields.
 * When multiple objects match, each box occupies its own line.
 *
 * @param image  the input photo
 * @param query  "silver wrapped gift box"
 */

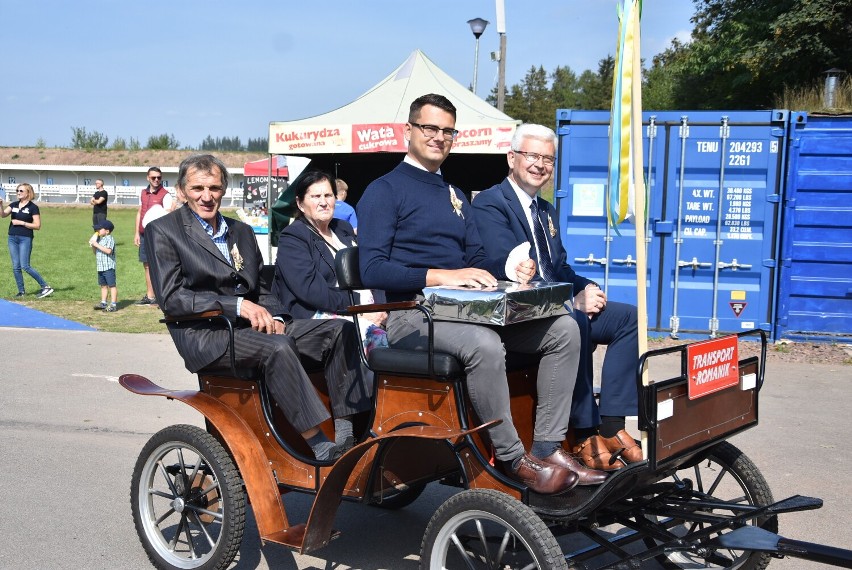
xmin=422 ymin=281 xmax=574 ymax=326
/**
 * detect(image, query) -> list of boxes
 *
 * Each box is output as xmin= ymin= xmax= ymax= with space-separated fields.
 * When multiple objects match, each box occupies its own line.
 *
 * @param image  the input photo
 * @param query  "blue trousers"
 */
xmin=8 ymin=235 xmax=47 ymax=294
xmin=569 ymin=301 xmax=639 ymax=428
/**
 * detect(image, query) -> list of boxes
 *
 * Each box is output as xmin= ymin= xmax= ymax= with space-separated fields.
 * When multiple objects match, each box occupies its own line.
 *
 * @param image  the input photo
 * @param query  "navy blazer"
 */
xmin=273 ymin=218 xmax=383 ymax=319
xmin=146 ymin=205 xmax=287 ymax=373
xmin=471 ymin=178 xmax=594 ymax=294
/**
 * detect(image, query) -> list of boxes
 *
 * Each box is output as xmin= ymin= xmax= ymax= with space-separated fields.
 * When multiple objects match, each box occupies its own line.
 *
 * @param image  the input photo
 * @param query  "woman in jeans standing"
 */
xmin=0 ymin=183 xmax=54 ymax=298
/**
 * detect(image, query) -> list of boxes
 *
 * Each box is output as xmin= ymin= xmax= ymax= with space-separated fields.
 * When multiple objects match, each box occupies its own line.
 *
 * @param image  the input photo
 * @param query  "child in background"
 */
xmin=90 ymin=219 xmax=118 ymax=312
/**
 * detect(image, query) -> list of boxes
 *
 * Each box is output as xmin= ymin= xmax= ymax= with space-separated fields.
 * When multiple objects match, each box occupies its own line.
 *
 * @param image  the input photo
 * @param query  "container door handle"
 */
xmin=574 ymin=253 xmax=607 ymax=266
xmin=677 ymin=257 xmax=712 ymax=269
xmin=717 ymin=258 xmax=753 ymax=271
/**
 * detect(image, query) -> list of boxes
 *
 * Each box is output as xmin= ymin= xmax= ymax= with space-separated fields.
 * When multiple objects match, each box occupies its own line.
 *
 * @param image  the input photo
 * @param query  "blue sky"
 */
xmin=0 ymin=0 xmax=694 ymax=148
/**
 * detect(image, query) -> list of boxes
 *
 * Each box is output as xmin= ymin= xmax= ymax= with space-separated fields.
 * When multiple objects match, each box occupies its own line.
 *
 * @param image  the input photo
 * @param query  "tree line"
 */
xmin=492 ymin=0 xmax=850 ymax=125
xmin=67 ymin=127 xmax=268 ymax=152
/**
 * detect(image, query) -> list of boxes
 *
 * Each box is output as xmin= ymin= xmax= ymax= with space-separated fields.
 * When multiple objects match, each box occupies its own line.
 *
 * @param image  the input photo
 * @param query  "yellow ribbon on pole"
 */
xmin=608 ymin=0 xmax=642 ymax=229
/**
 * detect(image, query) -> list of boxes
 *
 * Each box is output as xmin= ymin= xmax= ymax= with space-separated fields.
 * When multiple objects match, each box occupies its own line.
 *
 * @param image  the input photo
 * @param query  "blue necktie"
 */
xmin=530 ymin=200 xmax=556 ymax=282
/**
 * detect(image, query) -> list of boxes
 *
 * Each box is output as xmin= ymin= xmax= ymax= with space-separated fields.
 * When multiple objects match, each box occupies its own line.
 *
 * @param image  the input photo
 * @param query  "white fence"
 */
xmin=0 ymin=184 xmax=243 ymax=207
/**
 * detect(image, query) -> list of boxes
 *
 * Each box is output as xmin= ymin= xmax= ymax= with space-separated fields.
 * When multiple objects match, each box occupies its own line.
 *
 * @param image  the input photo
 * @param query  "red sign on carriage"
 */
xmin=686 ymin=335 xmax=739 ymax=400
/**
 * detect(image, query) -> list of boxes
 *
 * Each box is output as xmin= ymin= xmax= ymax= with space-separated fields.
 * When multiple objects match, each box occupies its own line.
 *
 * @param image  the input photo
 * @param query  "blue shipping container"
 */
xmin=554 ymin=109 xmax=787 ymax=339
xmin=776 ymin=113 xmax=852 ymax=342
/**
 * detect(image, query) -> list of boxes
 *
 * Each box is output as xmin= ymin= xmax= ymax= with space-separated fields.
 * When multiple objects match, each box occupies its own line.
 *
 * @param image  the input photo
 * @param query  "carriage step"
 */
xmin=763 ymin=494 xmax=823 ymax=514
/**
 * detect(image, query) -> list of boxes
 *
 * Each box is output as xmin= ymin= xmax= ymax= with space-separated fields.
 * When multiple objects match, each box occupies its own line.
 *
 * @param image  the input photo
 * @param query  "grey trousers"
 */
xmin=204 ymin=318 xmax=372 ymax=433
xmin=386 ymin=310 xmax=580 ymax=462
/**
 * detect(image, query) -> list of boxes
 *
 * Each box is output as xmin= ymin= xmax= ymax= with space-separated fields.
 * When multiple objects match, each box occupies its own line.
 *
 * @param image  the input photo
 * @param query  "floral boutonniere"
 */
xmin=548 ymin=214 xmax=557 ymax=237
xmin=449 ymin=185 xmax=464 ymax=219
xmin=230 ymin=244 xmax=244 ymax=271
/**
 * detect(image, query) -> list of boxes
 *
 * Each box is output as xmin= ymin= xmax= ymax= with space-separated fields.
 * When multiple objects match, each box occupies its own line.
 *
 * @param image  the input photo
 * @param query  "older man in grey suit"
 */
xmin=145 ymin=154 xmax=370 ymax=460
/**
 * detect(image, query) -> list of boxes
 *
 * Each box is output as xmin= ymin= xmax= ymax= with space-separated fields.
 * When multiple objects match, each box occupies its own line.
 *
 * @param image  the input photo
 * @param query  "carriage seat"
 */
xmin=367 ymin=346 xmax=463 ymax=379
xmin=334 ymin=247 xmax=541 ymax=381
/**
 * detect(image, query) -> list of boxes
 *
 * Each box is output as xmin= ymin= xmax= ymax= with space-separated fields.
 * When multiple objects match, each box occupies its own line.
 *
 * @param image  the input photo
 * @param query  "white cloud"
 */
xmin=673 ymin=28 xmax=692 ymax=44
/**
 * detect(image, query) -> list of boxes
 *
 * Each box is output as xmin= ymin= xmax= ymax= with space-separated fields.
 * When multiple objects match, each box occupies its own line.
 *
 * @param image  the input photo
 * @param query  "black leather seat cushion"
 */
xmin=367 ymin=347 xmax=463 ymax=379
xmin=366 ymin=347 xmax=541 ymax=380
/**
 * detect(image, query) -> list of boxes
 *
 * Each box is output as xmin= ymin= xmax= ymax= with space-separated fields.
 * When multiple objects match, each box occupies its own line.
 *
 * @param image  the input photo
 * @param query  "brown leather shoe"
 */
xmin=601 ymin=429 xmax=643 ymax=463
xmin=507 ymin=453 xmax=579 ymax=494
xmin=540 ymin=448 xmax=609 ymax=485
xmin=572 ymin=435 xmax=624 ymax=471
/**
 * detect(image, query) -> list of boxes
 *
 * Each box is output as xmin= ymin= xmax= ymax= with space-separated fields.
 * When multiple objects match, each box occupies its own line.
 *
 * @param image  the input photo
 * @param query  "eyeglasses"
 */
xmin=409 ymin=122 xmax=459 ymax=140
xmin=16 ymin=189 xmax=26 ymax=193
xmin=513 ymin=150 xmax=556 ymax=167
xmin=149 ymin=176 xmax=162 ymax=180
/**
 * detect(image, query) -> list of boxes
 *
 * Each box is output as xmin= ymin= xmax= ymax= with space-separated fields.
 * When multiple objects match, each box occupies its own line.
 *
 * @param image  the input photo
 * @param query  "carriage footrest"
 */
xmin=708 ymin=526 xmax=852 ymax=569
xmin=263 ymin=524 xmax=342 ymax=551
xmin=708 ymin=526 xmax=782 ymax=551
xmin=763 ymin=494 xmax=822 ymax=515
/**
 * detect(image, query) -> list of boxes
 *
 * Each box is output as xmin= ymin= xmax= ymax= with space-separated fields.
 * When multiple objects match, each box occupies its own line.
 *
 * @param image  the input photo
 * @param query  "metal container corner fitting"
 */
xmin=776 ymin=112 xmax=852 ymax=343
xmin=554 ymin=109 xmax=788 ymax=340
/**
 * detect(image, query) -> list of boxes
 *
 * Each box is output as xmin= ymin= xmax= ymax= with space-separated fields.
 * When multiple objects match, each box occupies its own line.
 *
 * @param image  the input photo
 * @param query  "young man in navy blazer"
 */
xmin=471 ymin=123 xmax=642 ymax=471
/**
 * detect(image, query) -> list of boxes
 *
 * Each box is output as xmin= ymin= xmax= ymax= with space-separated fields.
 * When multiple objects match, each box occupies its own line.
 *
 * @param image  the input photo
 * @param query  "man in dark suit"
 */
xmin=145 ymin=154 xmax=370 ymax=461
xmin=471 ymin=124 xmax=642 ymax=471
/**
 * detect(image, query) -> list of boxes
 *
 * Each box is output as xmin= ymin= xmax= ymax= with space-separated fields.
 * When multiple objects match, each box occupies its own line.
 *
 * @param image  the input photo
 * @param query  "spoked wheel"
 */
xmin=130 ymin=425 xmax=246 ymax=570
xmin=420 ymin=489 xmax=568 ymax=570
xmin=643 ymin=441 xmax=777 ymax=570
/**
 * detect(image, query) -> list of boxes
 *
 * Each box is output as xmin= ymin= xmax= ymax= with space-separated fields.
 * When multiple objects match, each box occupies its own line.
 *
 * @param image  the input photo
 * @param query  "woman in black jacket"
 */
xmin=272 ymin=170 xmax=386 ymax=351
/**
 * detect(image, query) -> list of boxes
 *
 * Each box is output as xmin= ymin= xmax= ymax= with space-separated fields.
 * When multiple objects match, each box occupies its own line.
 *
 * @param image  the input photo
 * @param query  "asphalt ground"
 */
xmin=0 ymin=326 xmax=850 ymax=569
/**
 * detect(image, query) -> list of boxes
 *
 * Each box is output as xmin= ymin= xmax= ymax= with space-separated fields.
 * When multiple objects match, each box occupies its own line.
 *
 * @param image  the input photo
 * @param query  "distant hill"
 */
xmin=0 ymin=147 xmax=268 ymax=168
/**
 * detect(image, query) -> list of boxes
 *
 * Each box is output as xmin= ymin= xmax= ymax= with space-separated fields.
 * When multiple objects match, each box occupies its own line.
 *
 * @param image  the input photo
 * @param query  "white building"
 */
xmin=0 ymin=163 xmax=248 ymax=206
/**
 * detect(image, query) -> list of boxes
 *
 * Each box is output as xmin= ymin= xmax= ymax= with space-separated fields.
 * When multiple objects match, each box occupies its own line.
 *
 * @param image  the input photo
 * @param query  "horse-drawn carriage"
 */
xmin=121 ymin=248 xmax=852 ymax=569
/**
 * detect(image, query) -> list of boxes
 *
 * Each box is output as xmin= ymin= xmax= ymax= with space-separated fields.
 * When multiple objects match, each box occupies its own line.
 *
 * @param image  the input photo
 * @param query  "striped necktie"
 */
xmin=530 ymin=199 xmax=556 ymax=282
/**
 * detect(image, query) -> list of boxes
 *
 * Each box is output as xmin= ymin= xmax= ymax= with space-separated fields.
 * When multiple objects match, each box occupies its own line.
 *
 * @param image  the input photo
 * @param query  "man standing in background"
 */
xmin=134 ymin=167 xmax=168 ymax=305
xmin=90 ymin=179 xmax=108 ymax=225
xmin=332 ymin=178 xmax=357 ymax=233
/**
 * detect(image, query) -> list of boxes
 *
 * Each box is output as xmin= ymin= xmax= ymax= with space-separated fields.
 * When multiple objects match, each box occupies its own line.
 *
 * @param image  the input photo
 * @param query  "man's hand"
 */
xmin=514 ymin=258 xmax=536 ymax=284
xmin=427 ymin=268 xmax=498 ymax=288
xmin=134 ymin=234 xmax=141 ymax=247
xmin=239 ymin=299 xmax=279 ymax=334
xmin=364 ymin=311 xmax=387 ymax=326
xmin=574 ymin=284 xmax=607 ymax=317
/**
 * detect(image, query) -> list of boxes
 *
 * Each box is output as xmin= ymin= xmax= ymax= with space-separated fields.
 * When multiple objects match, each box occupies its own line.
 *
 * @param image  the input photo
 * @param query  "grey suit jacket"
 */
xmin=145 ymin=205 xmax=287 ymax=372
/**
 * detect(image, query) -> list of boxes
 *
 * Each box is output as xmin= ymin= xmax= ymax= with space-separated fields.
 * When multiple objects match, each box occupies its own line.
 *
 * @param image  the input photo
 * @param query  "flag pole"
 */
xmin=631 ymin=5 xmax=648 ymax=369
xmin=627 ymin=2 xmax=650 ymax=458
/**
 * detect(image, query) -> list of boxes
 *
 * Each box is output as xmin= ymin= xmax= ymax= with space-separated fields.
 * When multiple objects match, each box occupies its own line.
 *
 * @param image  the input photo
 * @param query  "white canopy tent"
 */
xmin=269 ymin=50 xmax=518 ymax=156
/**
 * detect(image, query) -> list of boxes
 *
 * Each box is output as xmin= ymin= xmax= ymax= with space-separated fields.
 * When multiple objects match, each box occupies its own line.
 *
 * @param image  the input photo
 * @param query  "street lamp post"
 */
xmin=824 ymin=68 xmax=846 ymax=108
xmin=467 ymin=17 xmax=489 ymax=95
xmin=496 ymin=32 xmax=506 ymax=110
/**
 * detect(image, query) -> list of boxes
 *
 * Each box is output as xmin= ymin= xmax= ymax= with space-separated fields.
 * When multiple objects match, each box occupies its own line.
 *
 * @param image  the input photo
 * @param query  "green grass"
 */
xmin=2 ymin=205 xmax=176 ymax=333
xmin=775 ymin=76 xmax=852 ymax=114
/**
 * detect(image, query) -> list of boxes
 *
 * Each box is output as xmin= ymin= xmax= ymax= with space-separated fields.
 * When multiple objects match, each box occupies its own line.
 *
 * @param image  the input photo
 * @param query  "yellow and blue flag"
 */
xmin=608 ymin=0 xmax=643 ymax=229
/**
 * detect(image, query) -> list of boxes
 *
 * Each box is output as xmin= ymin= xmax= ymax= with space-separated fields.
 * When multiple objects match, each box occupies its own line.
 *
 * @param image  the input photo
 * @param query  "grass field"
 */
xmin=0 ymin=204 xmax=240 ymax=333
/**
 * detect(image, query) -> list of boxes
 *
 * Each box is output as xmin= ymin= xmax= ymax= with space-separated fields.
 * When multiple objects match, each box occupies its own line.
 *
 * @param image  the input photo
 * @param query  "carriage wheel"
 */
xmin=130 ymin=425 xmax=246 ymax=570
xmin=644 ymin=441 xmax=777 ymax=570
xmin=419 ymin=489 xmax=568 ymax=570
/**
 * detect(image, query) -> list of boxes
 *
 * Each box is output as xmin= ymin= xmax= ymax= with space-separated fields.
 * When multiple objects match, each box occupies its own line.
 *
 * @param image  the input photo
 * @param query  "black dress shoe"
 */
xmin=540 ymin=448 xmax=609 ymax=485
xmin=507 ymin=453 xmax=579 ymax=494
